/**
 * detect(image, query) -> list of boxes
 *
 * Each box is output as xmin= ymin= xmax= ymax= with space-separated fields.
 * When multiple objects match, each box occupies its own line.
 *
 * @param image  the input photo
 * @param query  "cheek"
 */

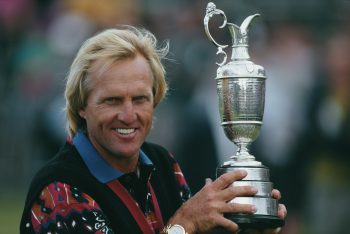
xmin=143 ymin=109 xmax=154 ymax=126
xmin=86 ymin=107 xmax=117 ymax=126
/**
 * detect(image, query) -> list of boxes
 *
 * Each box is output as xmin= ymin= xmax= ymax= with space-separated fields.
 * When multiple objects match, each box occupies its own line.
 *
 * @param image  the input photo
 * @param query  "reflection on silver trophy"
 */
xmin=204 ymin=2 xmax=284 ymax=229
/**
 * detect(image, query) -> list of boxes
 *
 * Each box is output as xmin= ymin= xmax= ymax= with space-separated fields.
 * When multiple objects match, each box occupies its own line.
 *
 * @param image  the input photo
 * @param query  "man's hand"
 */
xmin=166 ymin=170 xmax=258 ymax=234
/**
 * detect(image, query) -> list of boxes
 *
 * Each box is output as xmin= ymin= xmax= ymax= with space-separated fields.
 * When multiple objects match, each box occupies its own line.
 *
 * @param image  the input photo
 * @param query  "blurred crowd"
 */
xmin=1 ymin=0 xmax=350 ymax=233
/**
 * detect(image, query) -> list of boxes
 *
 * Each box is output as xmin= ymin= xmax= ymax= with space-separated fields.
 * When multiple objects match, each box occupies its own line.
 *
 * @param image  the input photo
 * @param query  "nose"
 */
xmin=117 ymin=101 xmax=137 ymax=124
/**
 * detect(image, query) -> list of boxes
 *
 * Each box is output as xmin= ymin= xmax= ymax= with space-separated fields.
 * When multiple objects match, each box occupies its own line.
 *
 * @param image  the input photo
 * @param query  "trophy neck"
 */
xmin=231 ymin=46 xmax=250 ymax=61
xmin=222 ymin=143 xmax=262 ymax=167
xmin=223 ymin=155 xmax=262 ymax=167
xmin=227 ymin=23 xmax=251 ymax=61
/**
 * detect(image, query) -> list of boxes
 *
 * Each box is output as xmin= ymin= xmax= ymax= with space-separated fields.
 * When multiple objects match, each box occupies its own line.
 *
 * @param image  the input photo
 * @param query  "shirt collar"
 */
xmin=72 ymin=130 xmax=153 ymax=183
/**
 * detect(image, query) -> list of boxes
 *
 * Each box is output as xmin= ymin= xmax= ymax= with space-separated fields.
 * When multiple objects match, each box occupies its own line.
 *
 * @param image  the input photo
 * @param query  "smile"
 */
xmin=115 ymin=128 xmax=136 ymax=135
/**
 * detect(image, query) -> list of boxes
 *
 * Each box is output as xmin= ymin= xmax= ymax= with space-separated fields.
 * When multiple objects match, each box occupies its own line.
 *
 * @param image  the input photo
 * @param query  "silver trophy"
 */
xmin=204 ymin=2 xmax=284 ymax=229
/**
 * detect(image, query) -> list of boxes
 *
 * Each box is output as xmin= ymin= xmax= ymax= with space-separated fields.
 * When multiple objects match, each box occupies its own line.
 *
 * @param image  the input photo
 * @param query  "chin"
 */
xmin=113 ymin=146 xmax=140 ymax=158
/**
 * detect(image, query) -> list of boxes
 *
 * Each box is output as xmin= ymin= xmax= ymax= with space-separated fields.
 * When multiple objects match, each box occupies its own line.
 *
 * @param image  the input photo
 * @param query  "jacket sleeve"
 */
xmin=29 ymin=181 xmax=115 ymax=234
xmin=168 ymin=154 xmax=192 ymax=203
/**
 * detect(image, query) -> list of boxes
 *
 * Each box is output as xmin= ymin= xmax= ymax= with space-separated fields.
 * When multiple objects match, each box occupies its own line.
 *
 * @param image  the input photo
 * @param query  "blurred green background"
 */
xmin=0 ymin=191 xmax=24 ymax=233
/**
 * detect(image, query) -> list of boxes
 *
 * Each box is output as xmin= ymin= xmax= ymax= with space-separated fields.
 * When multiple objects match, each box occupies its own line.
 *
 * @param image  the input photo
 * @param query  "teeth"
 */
xmin=116 ymin=128 xmax=135 ymax=135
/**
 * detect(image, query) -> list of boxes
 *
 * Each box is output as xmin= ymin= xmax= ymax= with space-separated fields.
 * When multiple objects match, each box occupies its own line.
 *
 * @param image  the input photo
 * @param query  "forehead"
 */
xmin=87 ymin=55 xmax=153 ymax=90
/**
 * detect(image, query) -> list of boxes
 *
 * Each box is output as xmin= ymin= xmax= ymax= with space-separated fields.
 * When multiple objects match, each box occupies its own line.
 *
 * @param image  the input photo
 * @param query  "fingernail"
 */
xmin=237 ymin=170 xmax=247 ymax=177
xmin=251 ymin=187 xmax=258 ymax=193
xmin=251 ymin=205 xmax=257 ymax=213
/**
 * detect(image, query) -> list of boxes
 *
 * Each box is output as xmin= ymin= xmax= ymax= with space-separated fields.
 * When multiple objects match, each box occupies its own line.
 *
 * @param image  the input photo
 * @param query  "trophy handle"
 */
xmin=204 ymin=2 xmax=228 ymax=66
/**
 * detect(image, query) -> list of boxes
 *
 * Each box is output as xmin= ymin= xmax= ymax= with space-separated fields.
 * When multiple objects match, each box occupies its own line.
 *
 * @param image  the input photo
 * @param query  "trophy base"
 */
xmin=225 ymin=214 xmax=284 ymax=229
xmin=217 ymin=164 xmax=284 ymax=229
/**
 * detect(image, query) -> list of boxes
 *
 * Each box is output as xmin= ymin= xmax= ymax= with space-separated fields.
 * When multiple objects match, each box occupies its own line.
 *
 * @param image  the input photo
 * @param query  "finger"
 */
xmin=271 ymin=189 xmax=281 ymax=200
xmin=215 ymin=217 xmax=239 ymax=233
xmin=220 ymin=185 xmax=258 ymax=201
xmin=277 ymin=204 xmax=287 ymax=219
xmin=221 ymin=202 xmax=257 ymax=214
xmin=212 ymin=170 xmax=248 ymax=190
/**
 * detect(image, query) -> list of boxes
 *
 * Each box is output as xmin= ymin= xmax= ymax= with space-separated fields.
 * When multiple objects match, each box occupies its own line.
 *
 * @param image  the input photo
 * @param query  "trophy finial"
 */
xmin=206 ymin=2 xmax=216 ymax=13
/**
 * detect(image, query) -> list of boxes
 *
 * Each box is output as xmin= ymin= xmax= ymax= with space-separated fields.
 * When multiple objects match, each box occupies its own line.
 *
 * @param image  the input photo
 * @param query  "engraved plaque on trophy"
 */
xmin=204 ymin=2 xmax=284 ymax=229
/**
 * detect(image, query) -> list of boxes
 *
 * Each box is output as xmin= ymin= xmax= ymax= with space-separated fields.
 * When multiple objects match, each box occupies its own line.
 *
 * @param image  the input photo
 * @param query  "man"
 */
xmin=20 ymin=26 xmax=286 ymax=234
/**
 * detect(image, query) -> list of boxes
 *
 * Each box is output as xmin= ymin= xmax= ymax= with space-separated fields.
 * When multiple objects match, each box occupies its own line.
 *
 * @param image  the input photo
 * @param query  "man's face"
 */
xmin=79 ymin=55 xmax=154 ymax=170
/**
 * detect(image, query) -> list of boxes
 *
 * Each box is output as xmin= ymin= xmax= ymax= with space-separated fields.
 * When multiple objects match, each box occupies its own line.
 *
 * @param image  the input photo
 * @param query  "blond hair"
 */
xmin=65 ymin=26 xmax=169 ymax=136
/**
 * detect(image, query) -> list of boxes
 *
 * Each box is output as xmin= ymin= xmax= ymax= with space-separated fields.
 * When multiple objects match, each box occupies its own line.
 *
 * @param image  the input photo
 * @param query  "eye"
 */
xmin=133 ymin=95 xmax=149 ymax=104
xmin=104 ymin=97 xmax=122 ymax=105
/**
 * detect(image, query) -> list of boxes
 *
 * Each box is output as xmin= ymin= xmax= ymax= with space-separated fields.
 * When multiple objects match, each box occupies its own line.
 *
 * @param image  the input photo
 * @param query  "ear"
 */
xmin=79 ymin=109 xmax=86 ymax=119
